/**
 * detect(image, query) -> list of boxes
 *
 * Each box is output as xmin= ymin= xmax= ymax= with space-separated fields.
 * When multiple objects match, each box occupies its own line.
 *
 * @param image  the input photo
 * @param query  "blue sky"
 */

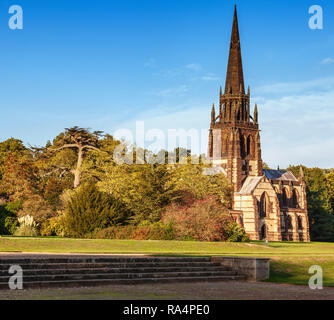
xmin=0 ymin=0 xmax=333 ymax=168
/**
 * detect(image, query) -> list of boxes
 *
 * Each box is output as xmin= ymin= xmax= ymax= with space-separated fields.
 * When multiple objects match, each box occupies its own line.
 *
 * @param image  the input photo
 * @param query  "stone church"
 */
xmin=208 ymin=6 xmax=310 ymax=242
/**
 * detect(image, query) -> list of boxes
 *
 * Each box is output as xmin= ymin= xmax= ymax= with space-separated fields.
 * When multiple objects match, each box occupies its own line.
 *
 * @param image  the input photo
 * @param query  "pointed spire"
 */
xmin=220 ymin=85 xmax=223 ymax=106
xmin=254 ymin=104 xmax=258 ymax=124
xmin=224 ymin=5 xmax=245 ymax=95
xmin=211 ymin=103 xmax=215 ymax=124
xmin=299 ymin=166 xmax=304 ymax=180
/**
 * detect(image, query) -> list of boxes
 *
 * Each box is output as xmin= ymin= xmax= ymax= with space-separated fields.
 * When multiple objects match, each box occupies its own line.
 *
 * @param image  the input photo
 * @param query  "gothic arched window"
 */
xmin=259 ymin=192 xmax=270 ymax=218
xmin=282 ymin=188 xmax=289 ymax=207
xmin=246 ymin=135 xmax=251 ymax=156
xmin=240 ymin=135 xmax=245 ymax=158
xmin=292 ymin=189 xmax=299 ymax=208
xmin=224 ymin=136 xmax=229 ymax=155
xmin=250 ymin=135 xmax=255 ymax=156
xmin=297 ymin=216 xmax=303 ymax=230
xmin=286 ymin=215 xmax=293 ymax=231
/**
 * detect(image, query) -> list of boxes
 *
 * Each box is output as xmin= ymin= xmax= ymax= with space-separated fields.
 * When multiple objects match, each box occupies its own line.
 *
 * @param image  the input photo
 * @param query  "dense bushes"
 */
xmin=0 ymin=202 xmax=20 ymax=235
xmin=92 ymin=222 xmax=174 ymax=240
xmin=64 ymin=183 xmax=124 ymax=237
xmin=162 ymin=196 xmax=249 ymax=242
xmin=40 ymin=215 xmax=65 ymax=236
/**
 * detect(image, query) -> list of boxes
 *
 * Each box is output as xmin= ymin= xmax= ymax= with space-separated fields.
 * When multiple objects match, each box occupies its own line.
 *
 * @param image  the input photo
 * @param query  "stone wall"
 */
xmin=211 ymin=256 xmax=270 ymax=281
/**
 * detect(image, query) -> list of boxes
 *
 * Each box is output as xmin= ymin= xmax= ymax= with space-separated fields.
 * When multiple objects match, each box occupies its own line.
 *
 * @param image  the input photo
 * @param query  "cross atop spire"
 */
xmin=224 ymin=5 xmax=245 ymax=95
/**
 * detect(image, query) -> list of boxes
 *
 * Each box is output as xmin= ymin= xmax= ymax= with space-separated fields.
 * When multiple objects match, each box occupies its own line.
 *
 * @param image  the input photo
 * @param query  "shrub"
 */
xmin=14 ymin=215 xmax=39 ymax=236
xmin=0 ymin=202 xmax=20 ymax=235
xmin=92 ymin=222 xmax=175 ymax=240
xmin=92 ymin=225 xmax=135 ymax=239
xmin=4 ymin=216 xmax=18 ymax=235
xmin=162 ymin=196 xmax=248 ymax=242
xmin=64 ymin=183 xmax=119 ymax=238
xmin=40 ymin=215 xmax=65 ymax=237
xmin=131 ymin=222 xmax=175 ymax=240
xmin=18 ymin=194 xmax=56 ymax=225
xmin=223 ymin=222 xmax=250 ymax=242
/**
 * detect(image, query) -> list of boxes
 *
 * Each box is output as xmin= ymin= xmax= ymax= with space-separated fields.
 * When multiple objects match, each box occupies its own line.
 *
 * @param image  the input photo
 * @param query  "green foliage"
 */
xmin=167 ymin=163 xmax=232 ymax=207
xmin=98 ymin=164 xmax=172 ymax=224
xmin=40 ymin=215 xmax=65 ymax=236
xmin=289 ymin=165 xmax=334 ymax=242
xmin=223 ymin=222 xmax=250 ymax=242
xmin=4 ymin=217 xmax=18 ymax=235
xmin=64 ymin=183 xmax=123 ymax=237
xmin=0 ymin=202 xmax=20 ymax=235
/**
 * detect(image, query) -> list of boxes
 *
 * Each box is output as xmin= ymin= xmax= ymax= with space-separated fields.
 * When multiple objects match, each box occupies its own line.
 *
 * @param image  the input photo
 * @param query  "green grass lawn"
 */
xmin=0 ymin=236 xmax=333 ymax=286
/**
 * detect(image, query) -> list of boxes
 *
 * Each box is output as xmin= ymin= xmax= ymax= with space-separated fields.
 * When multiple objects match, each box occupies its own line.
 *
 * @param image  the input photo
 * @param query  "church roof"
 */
xmin=203 ymin=166 xmax=227 ymax=176
xmin=263 ymin=169 xmax=298 ymax=182
xmin=238 ymin=176 xmax=263 ymax=195
xmin=237 ymin=170 xmax=299 ymax=195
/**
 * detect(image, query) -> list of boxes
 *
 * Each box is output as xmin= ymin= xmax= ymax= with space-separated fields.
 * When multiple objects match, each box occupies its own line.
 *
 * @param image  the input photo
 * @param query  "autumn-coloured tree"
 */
xmin=0 ymin=153 xmax=40 ymax=201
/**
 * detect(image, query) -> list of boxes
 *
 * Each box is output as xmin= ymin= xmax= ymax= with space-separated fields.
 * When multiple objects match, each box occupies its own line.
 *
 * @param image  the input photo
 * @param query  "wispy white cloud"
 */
xmin=321 ymin=58 xmax=334 ymax=65
xmin=254 ymin=77 xmax=334 ymax=97
xmin=154 ymin=84 xmax=189 ymax=97
xmin=185 ymin=63 xmax=202 ymax=71
xmin=201 ymin=73 xmax=220 ymax=81
xmin=144 ymin=58 xmax=156 ymax=68
xmin=253 ymin=77 xmax=334 ymax=168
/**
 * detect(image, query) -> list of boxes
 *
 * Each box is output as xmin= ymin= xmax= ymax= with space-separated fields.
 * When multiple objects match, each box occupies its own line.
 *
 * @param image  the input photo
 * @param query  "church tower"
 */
xmin=208 ymin=5 xmax=263 ymax=192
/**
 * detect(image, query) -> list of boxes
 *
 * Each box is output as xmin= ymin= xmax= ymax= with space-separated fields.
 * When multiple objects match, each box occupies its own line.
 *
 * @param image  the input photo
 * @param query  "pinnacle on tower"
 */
xmin=211 ymin=103 xmax=215 ymax=124
xmin=299 ymin=166 xmax=305 ymax=180
xmin=254 ymin=104 xmax=258 ymax=124
xmin=224 ymin=5 xmax=245 ymax=95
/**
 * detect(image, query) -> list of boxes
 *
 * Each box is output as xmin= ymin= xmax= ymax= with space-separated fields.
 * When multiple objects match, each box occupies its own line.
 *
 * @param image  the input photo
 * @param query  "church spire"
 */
xmin=224 ymin=5 xmax=245 ymax=95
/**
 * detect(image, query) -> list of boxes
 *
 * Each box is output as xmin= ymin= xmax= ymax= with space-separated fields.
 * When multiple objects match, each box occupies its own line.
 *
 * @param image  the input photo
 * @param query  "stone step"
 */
xmin=0 ymin=266 xmax=229 ymax=276
xmin=0 ymin=275 xmax=247 ymax=289
xmin=0 ymin=257 xmax=211 ymax=265
xmin=0 ymin=261 xmax=223 ymax=270
xmin=0 ymin=270 xmax=237 ymax=282
xmin=0 ymin=256 xmax=246 ymax=289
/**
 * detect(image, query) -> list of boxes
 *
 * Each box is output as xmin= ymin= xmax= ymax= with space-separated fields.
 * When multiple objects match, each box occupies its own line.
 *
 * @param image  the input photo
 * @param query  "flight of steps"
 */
xmin=0 ymin=256 xmax=246 ymax=289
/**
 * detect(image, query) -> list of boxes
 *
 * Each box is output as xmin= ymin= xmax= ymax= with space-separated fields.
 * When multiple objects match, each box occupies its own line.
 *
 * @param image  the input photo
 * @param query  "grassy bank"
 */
xmin=1 ymin=236 xmax=334 ymax=255
xmin=0 ymin=236 xmax=333 ymax=286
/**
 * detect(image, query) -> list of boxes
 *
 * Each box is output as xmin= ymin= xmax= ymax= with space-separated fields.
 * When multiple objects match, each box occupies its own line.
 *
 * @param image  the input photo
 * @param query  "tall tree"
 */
xmin=37 ymin=127 xmax=103 ymax=188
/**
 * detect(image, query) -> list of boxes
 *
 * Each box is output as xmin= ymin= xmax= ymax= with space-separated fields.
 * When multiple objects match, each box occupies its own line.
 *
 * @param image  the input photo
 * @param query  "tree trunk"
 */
xmin=73 ymin=147 xmax=83 ymax=188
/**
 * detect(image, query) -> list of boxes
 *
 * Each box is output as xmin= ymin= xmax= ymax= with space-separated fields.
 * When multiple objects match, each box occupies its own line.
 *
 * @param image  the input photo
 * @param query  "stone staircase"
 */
xmin=0 ymin=256 xmax=246 ymax=289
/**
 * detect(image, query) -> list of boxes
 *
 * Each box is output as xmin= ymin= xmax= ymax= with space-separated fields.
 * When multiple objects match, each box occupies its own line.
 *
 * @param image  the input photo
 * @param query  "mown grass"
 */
xmin=268 ymin=256 xmax=334 ymax=287
xmin=1 ymin=236 xmax=334 ymax=255
xmin=0 ymin=236 xmax=333 ymax=286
